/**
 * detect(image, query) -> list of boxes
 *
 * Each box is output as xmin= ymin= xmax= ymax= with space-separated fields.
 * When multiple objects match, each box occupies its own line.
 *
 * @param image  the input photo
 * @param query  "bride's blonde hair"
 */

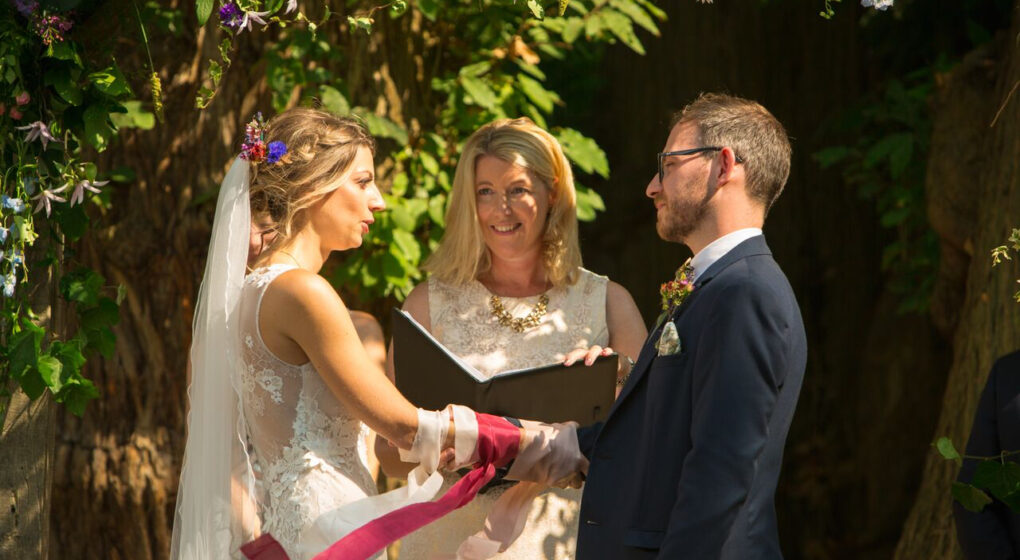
xmin=248 ymin=107 xmax=375 ymax=261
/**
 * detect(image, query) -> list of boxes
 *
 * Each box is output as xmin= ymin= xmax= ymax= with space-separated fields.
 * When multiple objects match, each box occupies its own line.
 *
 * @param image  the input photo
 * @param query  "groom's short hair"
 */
xmin=673 ymin=93 xmax=792 ymax=214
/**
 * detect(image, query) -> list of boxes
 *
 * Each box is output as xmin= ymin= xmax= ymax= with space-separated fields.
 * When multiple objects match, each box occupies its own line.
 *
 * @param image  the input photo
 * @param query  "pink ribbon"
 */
xmin=241 ymin=413 xmax=520 ymax=560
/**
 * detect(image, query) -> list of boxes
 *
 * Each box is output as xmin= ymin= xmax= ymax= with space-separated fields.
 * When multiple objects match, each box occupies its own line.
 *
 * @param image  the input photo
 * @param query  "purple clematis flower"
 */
xmin=32 ymin=185 xmax=67 ymax=216
xmin=68 ymin=179 xmax=109 ymax=206
xmin=16 ymin=121 xmax=61 ymax=150
xmin=219 ymin=2 xmax=244 ymax=29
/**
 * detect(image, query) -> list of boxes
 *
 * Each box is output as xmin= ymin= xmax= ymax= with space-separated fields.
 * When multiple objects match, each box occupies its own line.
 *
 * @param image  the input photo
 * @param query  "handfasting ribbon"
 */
xmin=240 ymin=410 xmax=520 ymax=560
xmin=312 ymin=412 xmax=520 ymax=559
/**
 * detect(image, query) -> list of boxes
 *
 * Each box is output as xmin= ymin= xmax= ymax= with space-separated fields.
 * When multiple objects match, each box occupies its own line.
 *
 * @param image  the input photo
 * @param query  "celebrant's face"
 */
xmin=474 ymin=155 xmax=552 ymax=262
xmin=312 ymin=145 xmax=385 ymax=251
xmin=646 ymin=122 xmax=715 ymax=243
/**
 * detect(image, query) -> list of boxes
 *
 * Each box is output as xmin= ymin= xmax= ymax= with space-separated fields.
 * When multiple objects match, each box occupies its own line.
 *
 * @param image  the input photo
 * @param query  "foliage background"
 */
xmin=1 ymin=0 xmax=1019 ymax=559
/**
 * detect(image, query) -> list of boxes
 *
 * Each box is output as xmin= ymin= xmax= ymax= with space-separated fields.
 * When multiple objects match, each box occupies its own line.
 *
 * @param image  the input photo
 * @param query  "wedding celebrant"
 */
xmin=380 ymin=117 xmax=646 ymax=559
xmin=573 ymin=93 xmax=808 ymax=559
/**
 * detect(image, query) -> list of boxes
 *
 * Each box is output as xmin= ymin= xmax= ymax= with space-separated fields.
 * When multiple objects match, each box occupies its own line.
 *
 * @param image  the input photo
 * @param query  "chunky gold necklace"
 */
xmin=489 ymin=293 xmax=549 ymax=333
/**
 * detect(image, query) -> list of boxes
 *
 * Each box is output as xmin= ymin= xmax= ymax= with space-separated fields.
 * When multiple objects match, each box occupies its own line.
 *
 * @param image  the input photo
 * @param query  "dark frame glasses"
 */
xmin=657 ymin=147 xmax=745 ymax=184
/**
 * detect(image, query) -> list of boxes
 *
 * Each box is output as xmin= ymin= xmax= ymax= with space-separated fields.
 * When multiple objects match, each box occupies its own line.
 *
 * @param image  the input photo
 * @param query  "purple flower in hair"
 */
xmin=267 ymin=141 xmax=287 ymax=164
xmin=219 ymin=2 xmax=244 ymax=30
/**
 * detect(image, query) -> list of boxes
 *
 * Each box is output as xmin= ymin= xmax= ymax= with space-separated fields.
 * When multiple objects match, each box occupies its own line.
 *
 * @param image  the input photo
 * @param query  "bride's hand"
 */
xmin=563 ymin=345 xmax=614 ymax=367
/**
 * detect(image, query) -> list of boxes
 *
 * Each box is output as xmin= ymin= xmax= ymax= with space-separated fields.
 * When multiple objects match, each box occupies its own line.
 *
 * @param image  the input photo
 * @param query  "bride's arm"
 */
xmin=260 ymin=268 xmax=428 ymax=450
xmin=376 ymin=283 xmax=431 ymax=478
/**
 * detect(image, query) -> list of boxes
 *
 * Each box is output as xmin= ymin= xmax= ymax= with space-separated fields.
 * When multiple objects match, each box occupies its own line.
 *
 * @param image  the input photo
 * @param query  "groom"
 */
xmin=575 ymin=93 xmax=807 ymax=559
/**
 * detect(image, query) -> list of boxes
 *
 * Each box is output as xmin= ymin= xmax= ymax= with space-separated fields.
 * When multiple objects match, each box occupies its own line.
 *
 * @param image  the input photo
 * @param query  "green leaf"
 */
xmin=419 ymin=151 xmax=440 ymax=176
xmin=575 ymin=184 xmax=606 ymax=222
xmin=555 ymin=128 xmax=609 ymax=178
xmin=418 ymin=0 xmax=438 ymax=21
xmin=60 ymin=268 xmax=104 ymax=306
xmin=109 ymin=166 xmax=136 ymax=183
xmin=935 ymin=436 xmax=962 ymax=462
xmin=89 ymin=65 xmax=133 ymax=97
xmin=601 ymin=9 xmax=644 ymax=54
xmin=80 ymin=298 xmax=121 ymax=332
xmin=56 ymin=203 xmax=89 ymax=241
xmin=634 ymin=0 xmax=667 ymax=20
xmin=527 ymin=0 xmax=545 ymax=19
xmin=389 ymin=202 xmax=416 ymax=231
xmin=54 ymin=375 xmax=99 ymax=417
xmin=265 ymin=0 xmax=284 ymax=14
xmin=562 ymin=18 xmax=584 ymax=43
xmin=428 ymin=193 xmax=447 ymax=227
xmin=813 ymin=146 xmax=851 ymax=169
xmin=83 ymin=104 xmax=114 ymax=151
xmin=517 ymin=74 xmax=558 ymax=114
xmin=319 ymin=85 xmax=350 ymax=115
xmin=46 ymin=41 xmax=81 ymax=65
xmin=609 ymin=0 xmax=660 ymax=35
xmin=196 ymin=0 xmax=213 ymax=26
xmin=458 ymin=61 xmax=491 ymax=79
xmin=391 ymin=229 xmax=422 ymax=265
xmin=45 ymin=67 xmax=82 ymax=106
xmin=109 ymin=101 xmax=155 ymax=130
xmin=461 ymin=76 xmax=499 ymax=111
xmin=390 ymin=0 xmax=408 ymax=17
xmin=972 ymin=461 xmax=1020 ymax=501
xmin=952 ymin=481 xmax=993 ymax=513
xmin=8 ymin=320 xmax=44 ymax=394
xmin=37 ymin=355 xmax=63 ymax=393
xmin=357 ymin=112 xmax=408 ymax=145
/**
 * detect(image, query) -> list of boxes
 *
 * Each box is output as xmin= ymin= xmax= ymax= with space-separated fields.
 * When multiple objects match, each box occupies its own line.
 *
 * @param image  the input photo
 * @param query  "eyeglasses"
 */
xmin=657 ymin=147 xmax=745 ymax=184
xmin=475 ymin=186 xmax=536 ymax=208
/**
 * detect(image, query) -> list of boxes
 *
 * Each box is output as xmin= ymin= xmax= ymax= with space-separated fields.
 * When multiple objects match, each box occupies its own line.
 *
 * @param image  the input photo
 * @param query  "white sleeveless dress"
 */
xmin=398 ymin=268 xmax=609 ymax=560
xmin=238 ymin=264 xmax=384 ymax=559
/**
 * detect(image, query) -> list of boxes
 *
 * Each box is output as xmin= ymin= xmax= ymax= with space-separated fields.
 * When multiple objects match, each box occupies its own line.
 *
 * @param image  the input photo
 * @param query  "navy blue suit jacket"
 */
xmin=575 ymin=236 xmax=807 ymax=559
xmin=954 ymin=350 xmax=1020 ymax=560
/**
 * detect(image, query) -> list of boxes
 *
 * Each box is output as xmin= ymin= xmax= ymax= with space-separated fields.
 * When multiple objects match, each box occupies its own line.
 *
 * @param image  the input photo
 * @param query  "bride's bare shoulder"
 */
xmin=262 ymin=268 xmax=348 ymax=317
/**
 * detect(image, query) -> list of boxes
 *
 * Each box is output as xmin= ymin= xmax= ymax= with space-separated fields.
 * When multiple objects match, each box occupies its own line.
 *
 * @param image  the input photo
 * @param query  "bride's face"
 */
xmin=311 ymin=145 xmax=385 ymax=251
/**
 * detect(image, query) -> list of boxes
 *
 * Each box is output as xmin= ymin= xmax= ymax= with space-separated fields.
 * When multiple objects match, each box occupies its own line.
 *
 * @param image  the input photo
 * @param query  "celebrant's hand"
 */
xmin=563 ymin=345 xmax=614 ymax=367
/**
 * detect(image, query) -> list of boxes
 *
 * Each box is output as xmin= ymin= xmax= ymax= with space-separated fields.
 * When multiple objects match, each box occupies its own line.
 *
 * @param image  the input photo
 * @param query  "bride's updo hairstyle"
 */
xmin=248 ymin=107 xmax=375 ymax=258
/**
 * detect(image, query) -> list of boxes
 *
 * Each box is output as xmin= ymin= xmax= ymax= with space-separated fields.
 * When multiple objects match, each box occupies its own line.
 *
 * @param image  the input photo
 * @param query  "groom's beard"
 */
xmin=656 ymin=179 xmax=712 ymax=243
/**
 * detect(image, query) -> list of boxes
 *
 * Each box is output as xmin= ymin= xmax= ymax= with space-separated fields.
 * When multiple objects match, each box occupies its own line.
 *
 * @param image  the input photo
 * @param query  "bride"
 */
xmin=170 ymin=108 xmax=585 ymax=560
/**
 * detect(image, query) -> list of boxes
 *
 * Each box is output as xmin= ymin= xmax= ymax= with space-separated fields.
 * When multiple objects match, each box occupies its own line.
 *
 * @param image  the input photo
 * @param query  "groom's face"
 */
xmin=646 ymin=122 xmax=714 ymax=243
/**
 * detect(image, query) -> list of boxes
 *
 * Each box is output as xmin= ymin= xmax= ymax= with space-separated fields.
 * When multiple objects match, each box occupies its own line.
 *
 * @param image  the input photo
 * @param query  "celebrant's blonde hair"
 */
xmin=424 ymin=118 xmax=582 ymax=287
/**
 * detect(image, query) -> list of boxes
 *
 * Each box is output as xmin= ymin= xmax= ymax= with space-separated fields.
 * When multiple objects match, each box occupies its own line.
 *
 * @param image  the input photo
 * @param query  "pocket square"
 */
xmin=656 ymin=320 xmax=681 ymax=356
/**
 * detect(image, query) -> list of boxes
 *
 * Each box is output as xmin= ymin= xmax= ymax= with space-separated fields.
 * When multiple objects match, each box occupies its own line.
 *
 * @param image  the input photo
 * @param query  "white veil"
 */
xmin=171 ymin=157 xmax=258 ymax=559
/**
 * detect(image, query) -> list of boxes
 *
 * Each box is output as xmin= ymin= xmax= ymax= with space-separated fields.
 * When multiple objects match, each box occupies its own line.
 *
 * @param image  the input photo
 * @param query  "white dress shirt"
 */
xmin=689 ymin=228 xmax=763 ymax=282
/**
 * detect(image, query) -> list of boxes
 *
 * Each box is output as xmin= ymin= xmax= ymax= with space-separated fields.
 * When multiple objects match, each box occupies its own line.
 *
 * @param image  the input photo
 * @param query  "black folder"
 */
xmin=391 ymin=308 xmax=616 ymax=424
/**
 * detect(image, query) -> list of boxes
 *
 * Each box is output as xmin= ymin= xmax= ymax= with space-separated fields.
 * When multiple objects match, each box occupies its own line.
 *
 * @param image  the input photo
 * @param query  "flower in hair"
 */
xmin=240 ymin=112 xmax=288 ymax=165
xmin=267 ymin=141 xmax=288 ymax=164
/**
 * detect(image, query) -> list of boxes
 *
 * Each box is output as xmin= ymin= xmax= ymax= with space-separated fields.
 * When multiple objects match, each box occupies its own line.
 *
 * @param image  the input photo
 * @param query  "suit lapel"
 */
xmin=603 ymin=236 xmax=774 ymax=421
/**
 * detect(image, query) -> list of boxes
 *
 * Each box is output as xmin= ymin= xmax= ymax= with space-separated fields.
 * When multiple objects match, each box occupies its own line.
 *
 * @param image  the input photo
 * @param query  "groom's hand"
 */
xmin=505 ymin=420 xmax=589 ymax=486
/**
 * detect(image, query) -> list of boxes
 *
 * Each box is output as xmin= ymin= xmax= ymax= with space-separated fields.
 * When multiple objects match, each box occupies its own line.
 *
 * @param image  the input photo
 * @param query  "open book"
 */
xmin=392 ymin=308 xmax=616 ymax=424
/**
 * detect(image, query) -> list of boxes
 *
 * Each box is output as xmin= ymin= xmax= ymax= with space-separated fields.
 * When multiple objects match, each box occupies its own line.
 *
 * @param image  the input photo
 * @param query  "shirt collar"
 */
xmin=689 ymin=228 xmax=763 ymax=280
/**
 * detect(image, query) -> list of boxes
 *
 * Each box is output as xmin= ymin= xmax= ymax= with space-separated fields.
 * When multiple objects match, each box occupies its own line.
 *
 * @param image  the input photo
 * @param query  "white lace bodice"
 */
xmin=399 ymin=268 xmax=610 ymax=559
xmin=237 ymin=265 xmax=379 ymax=558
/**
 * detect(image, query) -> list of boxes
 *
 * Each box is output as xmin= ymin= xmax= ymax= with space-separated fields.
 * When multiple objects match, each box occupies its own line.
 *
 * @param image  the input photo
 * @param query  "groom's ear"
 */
xmin=714 ymin=147 xmax=740 ymax=187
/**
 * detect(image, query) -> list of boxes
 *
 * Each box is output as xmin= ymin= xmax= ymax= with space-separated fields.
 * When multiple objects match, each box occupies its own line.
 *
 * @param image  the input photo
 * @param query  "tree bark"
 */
xmin=0 ymin=392 xmax=55 ymax=559
xmin=893 ymin=2 xmax=1020 ymax=558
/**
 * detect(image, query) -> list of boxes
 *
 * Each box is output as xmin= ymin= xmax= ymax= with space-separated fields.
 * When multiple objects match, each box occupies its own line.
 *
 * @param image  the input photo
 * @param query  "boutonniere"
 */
xmin=655 ymin=258 xmax=695 ymax=356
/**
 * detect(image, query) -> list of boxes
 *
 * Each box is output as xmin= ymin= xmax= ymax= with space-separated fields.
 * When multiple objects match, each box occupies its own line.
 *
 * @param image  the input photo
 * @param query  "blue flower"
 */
xmin=0 ymin=226 xmax=8 ymax=244
xmin=3 ymin=272 xmax=15 ymax=298
xmin=2 ymin=195 xmax=25 ymax=213
xmin=267 ymin=141 xmax=288 ymax=164
xmin=11 ymin=249 xmax=23 ymax=266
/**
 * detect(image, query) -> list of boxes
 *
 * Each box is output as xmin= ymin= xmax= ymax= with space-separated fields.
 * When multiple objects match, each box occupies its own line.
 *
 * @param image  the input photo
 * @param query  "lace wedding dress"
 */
xmin=238 ymin=264 xmax=383 ymax=559
xmin=398 ymin=268 xmax=609 ymax=560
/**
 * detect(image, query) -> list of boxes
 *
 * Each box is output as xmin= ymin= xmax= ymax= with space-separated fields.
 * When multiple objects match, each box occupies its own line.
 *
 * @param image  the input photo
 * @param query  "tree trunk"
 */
xmin=893 ymin=2 xmax=1020 ymax=558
